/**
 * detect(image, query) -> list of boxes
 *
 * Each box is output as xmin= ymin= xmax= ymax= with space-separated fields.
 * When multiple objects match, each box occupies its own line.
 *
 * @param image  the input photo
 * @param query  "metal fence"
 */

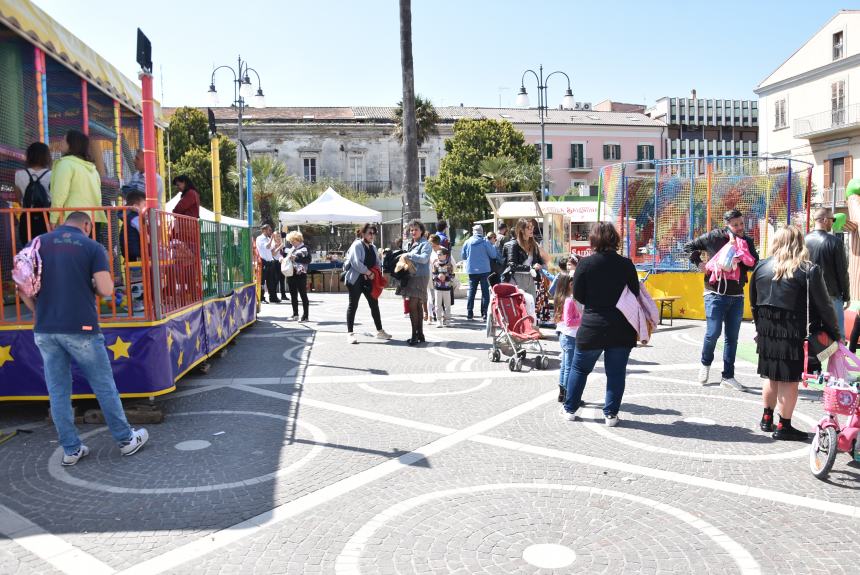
xmin=200 ymin=220 xmax=252 ymax=299
xmin=599 ymin=157 xmax=812 ymax=271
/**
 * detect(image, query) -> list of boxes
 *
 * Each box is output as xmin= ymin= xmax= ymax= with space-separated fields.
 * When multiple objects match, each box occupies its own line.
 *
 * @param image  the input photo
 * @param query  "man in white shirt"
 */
xmin=255 ymin=224 xmax=280 ymax=303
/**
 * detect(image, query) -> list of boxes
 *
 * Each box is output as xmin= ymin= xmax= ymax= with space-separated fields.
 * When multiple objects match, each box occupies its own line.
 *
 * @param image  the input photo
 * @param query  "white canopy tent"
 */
xmin=278 ymin=187 xmax=382 ymax=225
xmin=165 ymin=194 xmax=248 ymax=227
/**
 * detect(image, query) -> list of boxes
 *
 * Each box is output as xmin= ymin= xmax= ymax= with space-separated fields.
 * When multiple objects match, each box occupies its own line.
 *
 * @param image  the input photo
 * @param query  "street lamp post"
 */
xmin=207 ymin=56 xmax=266 ymax=222
xmin=516 ymin=65 xmax=574 ymax=199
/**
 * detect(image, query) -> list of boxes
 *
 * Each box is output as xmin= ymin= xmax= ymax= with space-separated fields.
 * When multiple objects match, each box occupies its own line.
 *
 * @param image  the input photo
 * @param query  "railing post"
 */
xmin=148 ymin=209 xmax=163 ymax=320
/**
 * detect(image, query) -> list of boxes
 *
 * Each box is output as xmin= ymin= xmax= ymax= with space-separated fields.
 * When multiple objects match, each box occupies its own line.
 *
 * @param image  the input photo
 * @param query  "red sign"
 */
xmin=571 ymin=244 xmax=592 ymax=256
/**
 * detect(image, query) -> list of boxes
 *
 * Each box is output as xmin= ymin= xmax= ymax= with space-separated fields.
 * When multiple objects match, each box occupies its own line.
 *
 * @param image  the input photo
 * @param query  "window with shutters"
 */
xmin=603 ymin=144 xmax=621 ymax=160
xmin=636 ymin=145 xmax=655 ymax=170
xmin=418 ymin=156 xmax=427 ymax=182
xmin=570 ymin=143 xmax=585 ymax=168
xmin=834 ymin=31 xmax=844 ymax=60
xmin=303 ymin=157 xmax=317 ymax=182
xmin=832 ymin=81 xmax=846 ymax=126
xmin=774 ymin=99 xmax=787 ymax=129
xmin=534 ymin=143 xmax=553 ymax=160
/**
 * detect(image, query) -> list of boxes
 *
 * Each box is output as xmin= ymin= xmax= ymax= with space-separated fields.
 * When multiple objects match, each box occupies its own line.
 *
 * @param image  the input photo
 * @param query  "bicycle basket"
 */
xmin=823 ymin=386 xmax=860 ymax=416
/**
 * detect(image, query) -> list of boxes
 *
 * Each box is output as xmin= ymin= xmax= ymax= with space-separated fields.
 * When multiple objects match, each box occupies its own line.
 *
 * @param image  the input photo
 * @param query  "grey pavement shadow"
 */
xmin=288 ymin=438 xmax=430 ymax=468
xmin=627 ymin=359 xmax=659 ymax=366
xmin=653 ymin=325 xmax=696 ymax=333
xmin=623 ymin=403 xmax=682 ymax=416
xmin=618 ymin=419 xmax=774 ymax=444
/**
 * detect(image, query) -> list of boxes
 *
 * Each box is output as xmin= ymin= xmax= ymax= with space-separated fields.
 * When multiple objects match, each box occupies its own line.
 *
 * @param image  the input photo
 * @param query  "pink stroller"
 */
xmin=488 ymin=283 xmax=548 ymax=371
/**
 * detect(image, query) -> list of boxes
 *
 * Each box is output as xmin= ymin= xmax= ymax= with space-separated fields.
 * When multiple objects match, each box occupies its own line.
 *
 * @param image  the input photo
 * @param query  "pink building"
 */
xmin=477 ymin=106 xmax=666 ymax=197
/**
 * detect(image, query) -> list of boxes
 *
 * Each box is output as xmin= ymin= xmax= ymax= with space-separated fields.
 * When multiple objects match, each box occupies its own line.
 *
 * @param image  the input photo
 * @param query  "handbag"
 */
xmin=281 ymin=256 xmax=294 ymax=278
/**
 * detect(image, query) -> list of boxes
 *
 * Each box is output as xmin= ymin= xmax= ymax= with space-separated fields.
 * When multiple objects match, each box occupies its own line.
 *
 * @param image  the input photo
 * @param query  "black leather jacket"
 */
xmin=750 ymin=259 xmax=840 ymax=340
xmin=804 ymin=230 xmax=850 ymax=301
xmin=684 ymin=228 xmax=759 ymax=296
xmin=502 ymin=239 xmax=544 ymax=273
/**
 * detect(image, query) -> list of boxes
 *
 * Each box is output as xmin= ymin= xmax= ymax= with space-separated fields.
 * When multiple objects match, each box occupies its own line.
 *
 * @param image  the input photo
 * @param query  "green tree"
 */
xmin=424 ymin=119 xmax=539 ymax=226
xmin=394 ymin=95 xmax=440 ymax=147
xmin=229 ymin=154 xmax=291 ymax=225
xmin=166 ymin=107 xmax=209 ymax=163
xmin=479 ymin=155 xmax=517 ymax=193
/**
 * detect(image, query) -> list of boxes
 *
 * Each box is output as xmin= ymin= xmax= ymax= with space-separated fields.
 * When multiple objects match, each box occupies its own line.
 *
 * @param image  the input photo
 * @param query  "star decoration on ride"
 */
xmin=195 ymin=337 xmax=201 ymax=352
xmin=106 ymin=336 xmax=131 ymax=360
xmin=177 ymin=350 xmax=184 ymax=368
xmin=0 ymin=345 xmax=13 ymax=368
xmin=185 ymin=321 xmax=192 ymax=336
xmin=166 ymin=332 xmax=174 ymax=351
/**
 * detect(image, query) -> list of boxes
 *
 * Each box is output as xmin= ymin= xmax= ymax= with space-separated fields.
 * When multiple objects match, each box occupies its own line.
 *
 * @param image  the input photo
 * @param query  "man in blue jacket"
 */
xmin=460 ymin=224 xmax=500 ymax=320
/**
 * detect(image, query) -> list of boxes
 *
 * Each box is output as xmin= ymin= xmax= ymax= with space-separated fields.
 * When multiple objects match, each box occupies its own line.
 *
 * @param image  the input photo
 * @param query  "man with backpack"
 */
xmin=684 ymin=209 xmax=759 ymax=390
xmin=17 ymin=211 xmax=149 ymax=466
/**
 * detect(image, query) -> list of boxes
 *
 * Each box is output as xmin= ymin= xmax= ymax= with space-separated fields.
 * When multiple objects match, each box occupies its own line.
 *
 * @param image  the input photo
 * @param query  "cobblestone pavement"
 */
xmin=2 ymin=292 xmax=859 ymax=574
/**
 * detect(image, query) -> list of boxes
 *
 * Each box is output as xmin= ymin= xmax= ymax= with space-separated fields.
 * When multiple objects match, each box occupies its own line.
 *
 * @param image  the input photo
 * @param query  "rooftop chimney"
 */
xmin=691 ymin=89 xmax=697 ymax=100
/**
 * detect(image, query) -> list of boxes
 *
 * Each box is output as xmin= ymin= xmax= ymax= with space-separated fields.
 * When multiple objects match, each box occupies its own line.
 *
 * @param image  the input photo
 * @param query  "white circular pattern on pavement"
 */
xmin=580 ymin=392 xmax=816 ymax=461
xmin=173 ymin=440 xmax=211 ymax=451
xmin=358 ymin=378 xmax=491 ymax=397
xmin=333 ymin=483 xmax=760 ymax=575
xmin=522 ymin=543 xmax=576 ymax=569
xmin=47 ymin=411 xmax=327 ymax=494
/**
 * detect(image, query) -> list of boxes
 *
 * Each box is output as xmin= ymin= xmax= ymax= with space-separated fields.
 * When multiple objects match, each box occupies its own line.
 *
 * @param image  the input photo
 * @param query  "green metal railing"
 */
xmin=200 ymin=220 xmax=253 ymax=300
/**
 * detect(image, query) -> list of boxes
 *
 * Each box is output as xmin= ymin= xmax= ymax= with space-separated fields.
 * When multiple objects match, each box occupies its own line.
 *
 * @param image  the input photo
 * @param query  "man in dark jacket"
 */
xmin=684 ymin=209 xmax=760 ymax=390
xmin=805 ymin=207 xmax=850 ymax=339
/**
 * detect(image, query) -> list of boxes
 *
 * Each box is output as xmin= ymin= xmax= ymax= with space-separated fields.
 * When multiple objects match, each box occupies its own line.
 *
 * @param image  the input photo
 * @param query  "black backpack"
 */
xmin=23 ymin=170 xmax=50 ymax=209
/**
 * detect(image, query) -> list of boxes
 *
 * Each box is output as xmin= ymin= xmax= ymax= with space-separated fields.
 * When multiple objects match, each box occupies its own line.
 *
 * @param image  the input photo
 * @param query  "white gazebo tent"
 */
xmin=165 ymin=194 xmax=249 ymax=227
xmin=278 ymin=187 xmax=382 ymax=225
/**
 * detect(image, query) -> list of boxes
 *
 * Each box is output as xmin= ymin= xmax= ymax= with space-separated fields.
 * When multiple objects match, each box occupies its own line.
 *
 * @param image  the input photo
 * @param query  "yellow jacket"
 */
xmin=49 ymin=155 xmax=106 ymax=224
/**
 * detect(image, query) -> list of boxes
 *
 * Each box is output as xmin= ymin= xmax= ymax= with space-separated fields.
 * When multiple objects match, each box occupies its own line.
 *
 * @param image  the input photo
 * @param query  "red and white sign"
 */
xmin=542 ymin=202 xmax=599 ymax=223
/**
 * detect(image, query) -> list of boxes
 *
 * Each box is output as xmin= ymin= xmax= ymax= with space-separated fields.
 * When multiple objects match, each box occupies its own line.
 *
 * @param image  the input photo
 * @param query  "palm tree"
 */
xmin=479 ymin=156 xmax=517 ymax=193
xmin=394 ymin=95 xmax=440 ymax=147
xmin=399 ymin=0 xmax=420 ymax=221
xmin=228 ymin=155 xmax=290 ymax=225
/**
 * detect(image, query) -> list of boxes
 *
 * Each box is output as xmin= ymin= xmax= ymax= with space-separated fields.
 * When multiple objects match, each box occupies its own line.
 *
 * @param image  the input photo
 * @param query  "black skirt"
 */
xmin=755 ymin=306 xmax=805 ymax=382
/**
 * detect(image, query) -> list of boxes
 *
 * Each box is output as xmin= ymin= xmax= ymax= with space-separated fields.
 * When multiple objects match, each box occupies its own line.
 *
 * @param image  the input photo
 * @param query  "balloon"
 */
xmin=846 ymin=178 xmax=860 ymax=198
xmin=834 ymin=212 xmax=847 ymax=232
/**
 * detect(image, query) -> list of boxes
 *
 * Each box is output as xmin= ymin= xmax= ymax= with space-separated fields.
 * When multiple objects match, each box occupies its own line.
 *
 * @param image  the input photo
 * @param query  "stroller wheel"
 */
xmin=534 ymin=355 xmax=548 ymax=370
xmin=489 ymin=349 xmax=501 ymax=362
xmin=508 ymin=357 xmax=517 ymax=371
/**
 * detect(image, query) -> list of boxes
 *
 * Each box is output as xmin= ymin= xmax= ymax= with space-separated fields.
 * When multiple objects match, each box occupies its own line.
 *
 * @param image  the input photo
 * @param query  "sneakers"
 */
xmin=605 ymin=415 xmax=620 ymax=427
xmin=720 ymin=377 xmax=746 ymax=392
xmin=290 ymin=315 xmax=299 ymax=321
xmin=697 ymin=365 xmax=710 ymax=385
xmin=560 ymin=406 xmax=578 ymax=421
xmin=119 ymin=428 xmax=149 ymax=456
xmin=772 ymin=422 xmax=810 ymax=442
xmin=375 ymin=330 xmax=392 ymax=340
xmin=435 ymin=322 xmax=445 ymax=328
xmin=347 ymin=333 xmax=358 ymax=344
xmin=61 ymin=445 xmax=90 ymax=466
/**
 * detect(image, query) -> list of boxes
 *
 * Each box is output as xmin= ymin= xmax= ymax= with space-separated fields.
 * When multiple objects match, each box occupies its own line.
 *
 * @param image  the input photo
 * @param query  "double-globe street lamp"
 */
xmin=207 ymin=56 xmax=266 ymax=222
xmin=515 ymin=65 xmax=574 ymax=199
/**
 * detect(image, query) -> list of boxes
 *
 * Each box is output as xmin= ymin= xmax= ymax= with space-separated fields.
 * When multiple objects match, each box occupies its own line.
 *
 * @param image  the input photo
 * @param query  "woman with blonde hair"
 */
xmin=750 ymin=225 xmax=839 ymax=441
xmin=284 ymin=230 xmax=311 ymax=321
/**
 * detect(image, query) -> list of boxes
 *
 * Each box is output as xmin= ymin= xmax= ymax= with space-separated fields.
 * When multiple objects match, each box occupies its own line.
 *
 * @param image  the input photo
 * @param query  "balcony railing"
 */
xmin=818 ymin=185 xmax=847 ymax=207
xmin=345 ymin=180 xmax=393 ymax=195
xmin=794 ymin=103 xmax=860 ymax=138
xmin=568 ymin=157 xmax=593 ymax=171
xmin=635 ymin=161 xmax=656 ymax=171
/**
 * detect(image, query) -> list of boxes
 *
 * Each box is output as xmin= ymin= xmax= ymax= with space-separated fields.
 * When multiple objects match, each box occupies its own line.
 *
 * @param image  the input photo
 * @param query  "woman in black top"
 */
xmin=562 ymin=222 xmax=639 ymax=427
xmin=502 ymin=218 xmax=544 ymax=297
xmin=750 ymin=226 xmax=839 ymax=441
xmin=284 ymin=231 xmax=311 ymax=321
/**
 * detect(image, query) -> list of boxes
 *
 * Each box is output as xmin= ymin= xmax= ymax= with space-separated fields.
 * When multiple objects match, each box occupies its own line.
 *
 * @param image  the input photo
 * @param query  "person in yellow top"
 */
xmin=49 ymin=130 xmax=105 ymax=225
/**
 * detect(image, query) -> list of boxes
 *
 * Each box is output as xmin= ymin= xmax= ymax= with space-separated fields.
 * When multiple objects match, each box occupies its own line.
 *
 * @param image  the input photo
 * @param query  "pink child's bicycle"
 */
xmin=809 ymin=382 xmax=860 ymax=479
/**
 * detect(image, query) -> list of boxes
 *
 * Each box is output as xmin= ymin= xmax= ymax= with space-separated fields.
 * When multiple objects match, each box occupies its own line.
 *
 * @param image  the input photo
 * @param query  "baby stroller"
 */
xmin=488 ymin=283 xmax=548 ymax=371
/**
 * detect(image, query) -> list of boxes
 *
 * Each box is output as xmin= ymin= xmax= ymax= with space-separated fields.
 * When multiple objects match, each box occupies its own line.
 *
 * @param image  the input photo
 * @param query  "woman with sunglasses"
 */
xmin=344 ymin=224 xmax=392 ymax=344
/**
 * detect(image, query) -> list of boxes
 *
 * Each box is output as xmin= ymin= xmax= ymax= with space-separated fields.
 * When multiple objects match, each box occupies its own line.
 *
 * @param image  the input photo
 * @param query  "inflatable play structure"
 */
xmin=598 ymin=157 xmax=814 ymax=320
xmin=0 ymin=1 xmax=257 ymax=400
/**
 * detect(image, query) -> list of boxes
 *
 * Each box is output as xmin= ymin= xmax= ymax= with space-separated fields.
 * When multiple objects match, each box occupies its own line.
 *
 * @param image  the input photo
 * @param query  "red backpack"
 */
xmin=12 ymin=237 xmax=43 ymax=298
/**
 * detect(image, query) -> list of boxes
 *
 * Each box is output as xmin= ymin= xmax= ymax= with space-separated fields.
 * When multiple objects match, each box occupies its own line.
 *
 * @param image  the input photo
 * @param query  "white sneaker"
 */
xmin=62 ymin=445 xmax=90 ymax=466
xmin=605 ymin=415 xmax=620 ymax=427
xmin=120 ymin=428 xmax=149 ymax=456
xmin=375 ymin=330 xmax=392 ymax=340
xmin=560 ymin=406 xmax=578 ymax=421
xmin=697 ymin=365 xmax=710 ymax=385
xmin=347 ymin=333 xmax=359 ymax=344
xmin=435 ymin=322 xmax=445 ymax=328
xmin=721 ymin=377 xmax=746 ymax=392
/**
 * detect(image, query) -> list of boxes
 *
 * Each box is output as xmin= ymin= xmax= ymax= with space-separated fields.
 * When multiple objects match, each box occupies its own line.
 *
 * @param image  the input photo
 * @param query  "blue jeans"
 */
xmin=701 ymin=292 xmax=744 ymax=379
xmin=34 ymin=332 xmax=133 ymax=455
xmin=466 ymin=273 xmax=490 ymax=318
xmin=832 ymin=297 xmax=845 ymax=339
xmin=558 ymin=333 xmax=576 ymax=390
xmin=564 ymin=346 xmax=631 ymax=417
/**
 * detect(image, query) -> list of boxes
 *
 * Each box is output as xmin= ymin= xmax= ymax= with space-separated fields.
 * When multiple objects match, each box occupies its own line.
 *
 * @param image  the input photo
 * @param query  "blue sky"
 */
xmin=32 ymin=0 xmax=854 ymax=108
